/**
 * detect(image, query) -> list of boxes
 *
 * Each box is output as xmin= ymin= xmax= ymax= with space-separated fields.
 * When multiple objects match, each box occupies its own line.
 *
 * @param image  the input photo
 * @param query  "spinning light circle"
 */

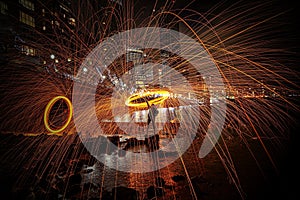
xmin=125 ymin=89 xmax=170 ymax=108
xmin=44 ymin=96 xmax=73 ymax=134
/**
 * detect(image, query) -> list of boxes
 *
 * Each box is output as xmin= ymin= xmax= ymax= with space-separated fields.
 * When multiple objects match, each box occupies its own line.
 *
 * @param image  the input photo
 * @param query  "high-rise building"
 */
xmin=0 ymin=0 xmax=39 ymax=65
xmin=1 ymin=0 xmax=203 ymax=100
xmin=0 ymin=0 xmax=119 ymax=74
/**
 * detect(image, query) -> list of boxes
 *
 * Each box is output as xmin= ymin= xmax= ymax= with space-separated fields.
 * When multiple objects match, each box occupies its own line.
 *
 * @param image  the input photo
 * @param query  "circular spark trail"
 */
xmin=125 ymin=89 xmax=170 ymax=108
xmin=44 ymin=96 xmax=73 ymax=134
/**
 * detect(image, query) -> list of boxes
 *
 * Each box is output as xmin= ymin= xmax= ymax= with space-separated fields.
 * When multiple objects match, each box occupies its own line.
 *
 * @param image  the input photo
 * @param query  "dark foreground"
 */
xmin=0 ymin=121 xmax=298 ymax=200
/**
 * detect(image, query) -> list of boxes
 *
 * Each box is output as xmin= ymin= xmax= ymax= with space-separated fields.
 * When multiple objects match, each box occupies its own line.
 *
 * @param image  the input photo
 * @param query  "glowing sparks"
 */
xmin=0 ymin=0 xmax=299 ymax=199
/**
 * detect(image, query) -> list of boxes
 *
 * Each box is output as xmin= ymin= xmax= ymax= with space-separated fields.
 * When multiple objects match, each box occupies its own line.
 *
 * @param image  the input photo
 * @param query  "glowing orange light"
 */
xmin=44 ymin=96 xmax=73 ymax=134
xmin=125 ymin=89 xmax=170 ymax=108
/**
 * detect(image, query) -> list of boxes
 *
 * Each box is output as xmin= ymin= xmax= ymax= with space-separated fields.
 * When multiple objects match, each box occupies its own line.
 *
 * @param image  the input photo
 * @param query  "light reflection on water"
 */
xmin=81 ymin=137 xmax=206 ymax=199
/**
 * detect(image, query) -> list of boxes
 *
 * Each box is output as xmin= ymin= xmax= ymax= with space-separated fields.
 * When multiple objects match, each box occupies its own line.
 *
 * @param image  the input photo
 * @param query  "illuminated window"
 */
xmin=19 ymin=11 xmax=35 ymax=27
xmin=19 ymin=0 xmax=34 ymax=11
xmin=59 ymin=4 xmax=70 ymax=13
xmin=21 ymin=45 xmax=36 ymax=56
xmin=0 ymin=1 xmax=8 ymax=15
xmin=69 ymin=18 xmax=75 ymax=26
xmin=55 ymin=20 xmax=60 ymax=26
xmin=136 ymin=81 xmax=144 ymax=85
xmin=42 ymin=26 xmax=46 ymax=30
